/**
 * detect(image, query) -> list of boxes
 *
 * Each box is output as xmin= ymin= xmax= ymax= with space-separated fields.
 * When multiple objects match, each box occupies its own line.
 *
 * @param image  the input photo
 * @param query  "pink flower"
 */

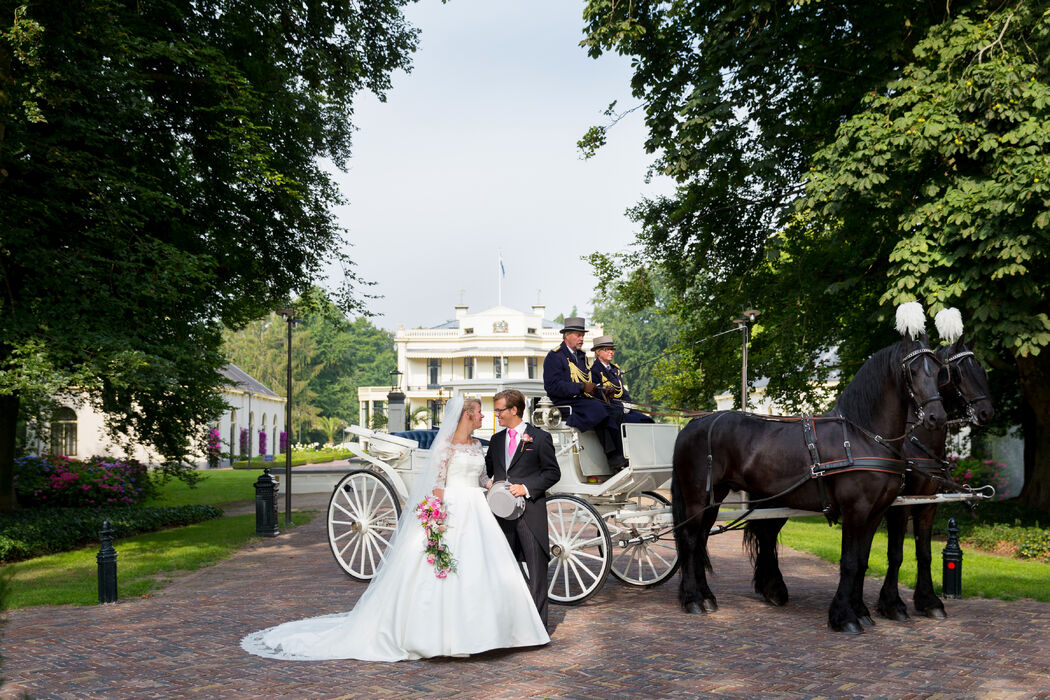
xmin=436 ymin=570 xmax=447 ymax=579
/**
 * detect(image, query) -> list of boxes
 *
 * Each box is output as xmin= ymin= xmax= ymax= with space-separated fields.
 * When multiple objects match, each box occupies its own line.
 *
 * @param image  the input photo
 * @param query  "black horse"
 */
xmin=876 ymin=334 xmax=995 ymax=621
xmin=671 ymin=328 xmax=947 ymax=634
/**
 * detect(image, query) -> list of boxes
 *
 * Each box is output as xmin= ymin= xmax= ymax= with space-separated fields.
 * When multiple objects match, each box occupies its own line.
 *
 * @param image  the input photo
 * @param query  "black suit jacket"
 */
xmin=485 ymin=423 xmax=561 ymax=557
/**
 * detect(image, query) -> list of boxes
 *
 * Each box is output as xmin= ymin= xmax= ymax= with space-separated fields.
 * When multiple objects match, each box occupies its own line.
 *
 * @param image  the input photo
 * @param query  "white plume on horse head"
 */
xmin=894 ymin=301 xmax=926 ymax=338
xmin=934 ymin=307 xmax=964 ymax=343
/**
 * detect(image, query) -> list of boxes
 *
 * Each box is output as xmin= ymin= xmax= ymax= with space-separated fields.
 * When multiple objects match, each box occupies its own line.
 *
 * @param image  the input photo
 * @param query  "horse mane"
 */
xmin=831 ymin=342 xmax=903 ymax=426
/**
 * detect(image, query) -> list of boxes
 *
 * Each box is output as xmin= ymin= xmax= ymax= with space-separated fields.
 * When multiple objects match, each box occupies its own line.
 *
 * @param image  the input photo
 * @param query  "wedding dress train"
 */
xmin=240 ymin=441 xmax=549 ymax=661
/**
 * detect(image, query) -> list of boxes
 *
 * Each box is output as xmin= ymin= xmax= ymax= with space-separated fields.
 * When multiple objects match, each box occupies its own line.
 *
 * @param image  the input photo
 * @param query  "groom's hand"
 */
xmin=508 ymin=483 xmax=527 ymax=497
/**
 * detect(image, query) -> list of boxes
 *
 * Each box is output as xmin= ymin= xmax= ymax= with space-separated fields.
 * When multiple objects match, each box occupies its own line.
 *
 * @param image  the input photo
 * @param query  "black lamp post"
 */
xmin=277 ymin=307 xmax=299 ymax=526
xmin=731 ymin=308 xmax=761 ymax=412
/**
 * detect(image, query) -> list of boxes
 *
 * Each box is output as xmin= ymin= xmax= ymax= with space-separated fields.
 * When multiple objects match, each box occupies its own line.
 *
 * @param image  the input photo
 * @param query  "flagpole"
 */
xmin=498 ymin=249 xmax=503 ymax=306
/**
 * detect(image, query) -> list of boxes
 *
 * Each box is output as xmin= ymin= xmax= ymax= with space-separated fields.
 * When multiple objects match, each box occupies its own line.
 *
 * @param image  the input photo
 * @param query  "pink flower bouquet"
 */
xmin=416 ymin=496 xmax=457 ymax=578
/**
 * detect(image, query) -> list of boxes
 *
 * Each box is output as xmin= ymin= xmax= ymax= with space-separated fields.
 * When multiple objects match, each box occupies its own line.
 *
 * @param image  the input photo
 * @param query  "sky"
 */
xmin=325 ymin=0 xmax=672 ymax=331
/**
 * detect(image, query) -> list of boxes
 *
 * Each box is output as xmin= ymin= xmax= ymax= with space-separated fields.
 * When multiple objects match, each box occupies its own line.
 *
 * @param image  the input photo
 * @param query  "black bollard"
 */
xmin=97 ymin=519 xmax=118 ymax=604
xmin=942 ymin=517 xmax=963 ymax=599
xmin=254 ymin=468 xmax=280 ymax=537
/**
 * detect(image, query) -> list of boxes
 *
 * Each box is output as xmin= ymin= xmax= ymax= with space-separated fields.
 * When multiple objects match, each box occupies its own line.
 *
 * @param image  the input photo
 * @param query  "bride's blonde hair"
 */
xmin=461 ymin=397 xmax=481 ymax=419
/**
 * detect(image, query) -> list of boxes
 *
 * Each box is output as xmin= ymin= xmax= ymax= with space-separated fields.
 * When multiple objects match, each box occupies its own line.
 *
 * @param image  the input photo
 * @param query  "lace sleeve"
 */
xmin=432 ymin=441 xmax=453 ymax=492
xmin=475 ymin=440 xmax=490 ymax=487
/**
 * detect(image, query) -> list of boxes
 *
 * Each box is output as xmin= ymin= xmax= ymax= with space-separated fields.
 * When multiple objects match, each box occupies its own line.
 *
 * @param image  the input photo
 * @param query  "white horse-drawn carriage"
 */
xmin=327 ymin=391 xmax=991 ymax=607
xmin=326 ymin=396 xmax=681 ymax=604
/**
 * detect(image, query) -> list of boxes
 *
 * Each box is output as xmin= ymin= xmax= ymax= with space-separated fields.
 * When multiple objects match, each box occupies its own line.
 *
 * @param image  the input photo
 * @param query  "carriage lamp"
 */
xmin=389 ymin=369 xmax=403 ymax=392
xmin=942 ymin=517 xmax=963 ymax=598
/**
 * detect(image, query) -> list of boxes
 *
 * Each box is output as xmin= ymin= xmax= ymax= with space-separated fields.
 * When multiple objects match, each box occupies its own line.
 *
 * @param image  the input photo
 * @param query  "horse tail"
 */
xmin=743 ymin=521 xmax=761 ymax=567
xmin=671 ymin=436 xmax=714 ymax=574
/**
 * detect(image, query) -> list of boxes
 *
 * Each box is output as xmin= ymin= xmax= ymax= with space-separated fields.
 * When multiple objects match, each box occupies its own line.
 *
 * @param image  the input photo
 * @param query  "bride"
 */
xmin=241 ymin=396 xmax=550 ymax=661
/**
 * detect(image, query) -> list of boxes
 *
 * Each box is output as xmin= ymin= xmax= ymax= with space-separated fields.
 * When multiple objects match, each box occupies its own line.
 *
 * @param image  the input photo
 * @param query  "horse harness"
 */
xmin=703 ymin=345 xmax=944 ymax=529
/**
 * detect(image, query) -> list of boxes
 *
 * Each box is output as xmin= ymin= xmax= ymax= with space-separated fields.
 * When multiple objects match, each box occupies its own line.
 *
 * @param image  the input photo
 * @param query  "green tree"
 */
xmin=0 ymin=0 xmax=419 ymax=511
xmin=794 ymin=4 xmax=1050 ymax=506
xmin=221 ymin=288 xmax=395 ymax=439
xmin=580 ymin=1 xmax=1050 ymax=505
xmin=315 ymin=415 xmax=347 ymax=446
xmin=590 ymin=266 xmax=679 ymax=406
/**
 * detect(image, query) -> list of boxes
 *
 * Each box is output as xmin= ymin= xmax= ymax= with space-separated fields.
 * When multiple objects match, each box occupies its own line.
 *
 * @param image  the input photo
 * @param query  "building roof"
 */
xmin=220 ymin=363 xmax=282 ymax=398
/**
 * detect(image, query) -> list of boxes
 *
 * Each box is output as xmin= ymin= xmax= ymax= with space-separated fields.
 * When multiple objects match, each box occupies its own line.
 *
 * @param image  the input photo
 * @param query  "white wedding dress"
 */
xmin=241 ymin=441 xmax=549 ymax=661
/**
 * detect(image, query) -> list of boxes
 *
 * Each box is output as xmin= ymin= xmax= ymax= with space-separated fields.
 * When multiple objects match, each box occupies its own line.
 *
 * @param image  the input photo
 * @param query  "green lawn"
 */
xmin=780 ymin=517 xmax=1050 ymax=602
xmin=6 ymin=469 xmax=318 ymax=609
xmin=144 ymin=469 xmax=260 ymax=507
xmin=4 ymin=511 xmax=318 ymax=608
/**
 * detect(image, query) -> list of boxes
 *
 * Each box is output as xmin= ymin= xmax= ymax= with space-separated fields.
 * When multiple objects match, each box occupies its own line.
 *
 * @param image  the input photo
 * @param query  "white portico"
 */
xmin=358 ymin=304 xmax=603 ymax=438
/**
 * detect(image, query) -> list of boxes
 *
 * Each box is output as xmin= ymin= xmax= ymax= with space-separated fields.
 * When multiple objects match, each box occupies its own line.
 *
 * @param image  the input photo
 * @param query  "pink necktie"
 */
xmin=507 ymin=428 xmax=518 ymax=459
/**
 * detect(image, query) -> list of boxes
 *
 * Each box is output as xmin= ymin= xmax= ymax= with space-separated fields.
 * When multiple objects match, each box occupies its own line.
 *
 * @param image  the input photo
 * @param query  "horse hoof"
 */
xmin=922 ymin=607 xmax=947 ymax=620
xmin=684 ymin=601 xmax=705 ymax=615
xmin=702 ymin=598 xmax=719 ymax=613
xmin=877 ymin=606 xmax=910 ymax=622
xmin=832 ymin=620 xmax=864 ymax=635
xmin=858 ymin=615 xmax=875 ymax=627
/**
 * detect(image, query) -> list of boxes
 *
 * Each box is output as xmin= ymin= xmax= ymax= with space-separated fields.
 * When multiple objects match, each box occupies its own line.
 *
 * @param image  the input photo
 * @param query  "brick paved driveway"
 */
xmin=3 ymin=509 xmax=1050 ymax=699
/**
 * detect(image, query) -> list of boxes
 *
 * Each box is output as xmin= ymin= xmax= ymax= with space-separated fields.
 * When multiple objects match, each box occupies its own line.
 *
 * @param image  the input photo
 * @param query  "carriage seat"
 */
xmin=391 ymin=429 xmax=439 ymax=449
xmin=391 ymin=429 xmax=490 ymax=450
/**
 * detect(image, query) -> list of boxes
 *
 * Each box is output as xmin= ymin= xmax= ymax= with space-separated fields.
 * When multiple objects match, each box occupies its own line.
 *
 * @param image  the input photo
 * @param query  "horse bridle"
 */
xmin=900 ymin=346 xmax=944 ymax=423
xmin=940 ymin=349 xmax=990 ymax=425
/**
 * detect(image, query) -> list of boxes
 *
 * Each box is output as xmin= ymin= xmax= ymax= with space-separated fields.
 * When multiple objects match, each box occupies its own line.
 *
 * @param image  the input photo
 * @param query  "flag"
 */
xmin=499 ymin=250 xmax=506 ymax=278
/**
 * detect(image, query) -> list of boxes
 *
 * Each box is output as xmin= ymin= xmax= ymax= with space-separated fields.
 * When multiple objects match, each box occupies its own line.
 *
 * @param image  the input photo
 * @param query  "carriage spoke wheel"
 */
xmin=546 ymin=495 xmax=612 ymax=605
xmin=327 ymin=469 xmax=401 ymax=581
xmin=604 ymin=490 xmax=679 ymax=587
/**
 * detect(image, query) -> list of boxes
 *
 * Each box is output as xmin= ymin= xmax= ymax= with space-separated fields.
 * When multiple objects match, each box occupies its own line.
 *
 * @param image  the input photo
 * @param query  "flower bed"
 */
xmin=0 ymin=504 xmax=222 ymax=563
xmin=948 ymin=455 xmax=1009 ymax=498
xmin=13 ymin=455 xmax=155 ymax=508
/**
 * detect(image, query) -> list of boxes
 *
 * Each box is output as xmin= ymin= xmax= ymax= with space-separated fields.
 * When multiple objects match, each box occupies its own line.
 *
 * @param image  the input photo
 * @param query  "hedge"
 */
xmin=0 ymin=505 xmax=223 ymax=563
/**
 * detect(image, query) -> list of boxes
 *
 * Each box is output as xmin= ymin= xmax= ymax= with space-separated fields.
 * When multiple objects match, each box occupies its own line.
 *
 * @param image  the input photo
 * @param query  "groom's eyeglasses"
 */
xmin=493 ymin=408 xmax=509 ymax=414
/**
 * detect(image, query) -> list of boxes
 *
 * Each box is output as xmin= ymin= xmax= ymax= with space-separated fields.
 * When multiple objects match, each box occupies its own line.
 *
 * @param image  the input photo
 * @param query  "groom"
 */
xmin=485 ymin=388 xmax=561 ymax=626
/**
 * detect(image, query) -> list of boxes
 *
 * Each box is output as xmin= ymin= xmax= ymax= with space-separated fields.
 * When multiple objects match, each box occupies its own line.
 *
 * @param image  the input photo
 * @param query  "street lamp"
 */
xmin=387 ymin=369 xmax=406 ymax=433
xmin=277 ymin=307 xmax=299 ymax=526
xmin=732 ymin=308 xmax=761 ymax=412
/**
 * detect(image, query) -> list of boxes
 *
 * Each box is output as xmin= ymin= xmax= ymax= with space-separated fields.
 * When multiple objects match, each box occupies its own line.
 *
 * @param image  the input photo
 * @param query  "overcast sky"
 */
xmin=325 ymin=0 xmax=672 ymax=331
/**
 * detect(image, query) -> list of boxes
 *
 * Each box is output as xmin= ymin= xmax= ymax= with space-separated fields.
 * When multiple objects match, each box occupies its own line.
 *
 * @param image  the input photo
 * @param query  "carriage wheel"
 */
xmin=327 ymin=469 xmax=401 ymax=581
xmin=605 ymin=490 xmax=679 ymax=587
xmin=546 ymin=495 xmax=612 ymax=605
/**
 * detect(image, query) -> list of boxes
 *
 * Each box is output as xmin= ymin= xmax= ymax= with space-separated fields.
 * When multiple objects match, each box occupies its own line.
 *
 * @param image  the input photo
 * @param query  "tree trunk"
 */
xmin=0 ymin=392 xmax=19 ymax=513
xmin=1016 ymin=352 xmax=1050 ymax=509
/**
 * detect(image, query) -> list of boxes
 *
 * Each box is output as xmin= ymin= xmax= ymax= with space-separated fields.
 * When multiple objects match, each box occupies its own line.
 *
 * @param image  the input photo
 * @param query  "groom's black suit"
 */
xmin=485 ymin=423 xmax=561 ymax=626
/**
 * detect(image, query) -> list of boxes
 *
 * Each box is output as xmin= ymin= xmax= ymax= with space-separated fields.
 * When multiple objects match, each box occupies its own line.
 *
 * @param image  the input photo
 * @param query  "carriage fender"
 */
xmin=344 ymin=442 xmax=411 ymax=501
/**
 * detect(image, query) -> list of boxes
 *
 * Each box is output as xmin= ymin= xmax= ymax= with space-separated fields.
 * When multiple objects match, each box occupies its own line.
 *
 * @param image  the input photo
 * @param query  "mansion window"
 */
xmin=493 ymin=357 xmax=508 ymax=379
xmin=527 ymin=357 xmax=537 ymax=379
xmin=464 ymin=357 xmax=475 ymax=379
xmin=428 ymin=359 xmax=440 ymax=387
xmin=50 ymin=406 xmax=78 ymax=456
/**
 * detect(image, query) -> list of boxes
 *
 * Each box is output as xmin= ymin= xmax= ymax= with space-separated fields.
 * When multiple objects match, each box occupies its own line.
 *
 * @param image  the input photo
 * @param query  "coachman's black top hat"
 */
xmin=559 ymin=316 xmax=587 ymax=334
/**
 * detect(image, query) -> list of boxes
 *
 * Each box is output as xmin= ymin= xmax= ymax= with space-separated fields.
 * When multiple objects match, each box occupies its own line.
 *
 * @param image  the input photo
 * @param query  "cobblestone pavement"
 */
xmin=4 ymin=507 xmax=1050 ymax=699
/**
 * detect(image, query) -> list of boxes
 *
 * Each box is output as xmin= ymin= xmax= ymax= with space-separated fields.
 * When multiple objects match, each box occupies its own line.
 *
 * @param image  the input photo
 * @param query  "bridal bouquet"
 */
xmin=416 ymin=496 xmax=457 ymax=578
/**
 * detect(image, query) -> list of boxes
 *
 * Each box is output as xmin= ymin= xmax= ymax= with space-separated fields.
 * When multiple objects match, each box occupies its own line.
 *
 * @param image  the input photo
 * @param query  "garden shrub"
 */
xmin=0 ymin=505 xmax=223 ymax=563
xmin=13 ymin=455 xmax=156 ymax=508
xmin=947 ymin=455 xmax=1009 ymax=498
xmin=964 ymin=521 xmax=1050 ymax=562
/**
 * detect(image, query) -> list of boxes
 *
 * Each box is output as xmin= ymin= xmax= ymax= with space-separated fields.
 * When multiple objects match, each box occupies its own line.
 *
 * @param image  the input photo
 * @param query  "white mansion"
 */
xmin=358 ymin=304 xmax=603 ymax=438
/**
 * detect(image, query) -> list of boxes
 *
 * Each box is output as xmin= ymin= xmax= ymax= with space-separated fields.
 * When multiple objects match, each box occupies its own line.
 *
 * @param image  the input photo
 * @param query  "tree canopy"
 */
xmin=222 ymin=289 xmax=396 ymax=445
xmin=581 ymin=1 xmax=1050 ymax=504
xmin=0 ymin=0 xmax=419 ymax=510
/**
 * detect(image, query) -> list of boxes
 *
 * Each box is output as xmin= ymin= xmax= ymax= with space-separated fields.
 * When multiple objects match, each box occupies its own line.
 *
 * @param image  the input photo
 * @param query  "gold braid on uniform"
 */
xmin=565 ymin=352 xmax=596 ymax=397
xmin=600 ymin=369 xmax=625 ymax=399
